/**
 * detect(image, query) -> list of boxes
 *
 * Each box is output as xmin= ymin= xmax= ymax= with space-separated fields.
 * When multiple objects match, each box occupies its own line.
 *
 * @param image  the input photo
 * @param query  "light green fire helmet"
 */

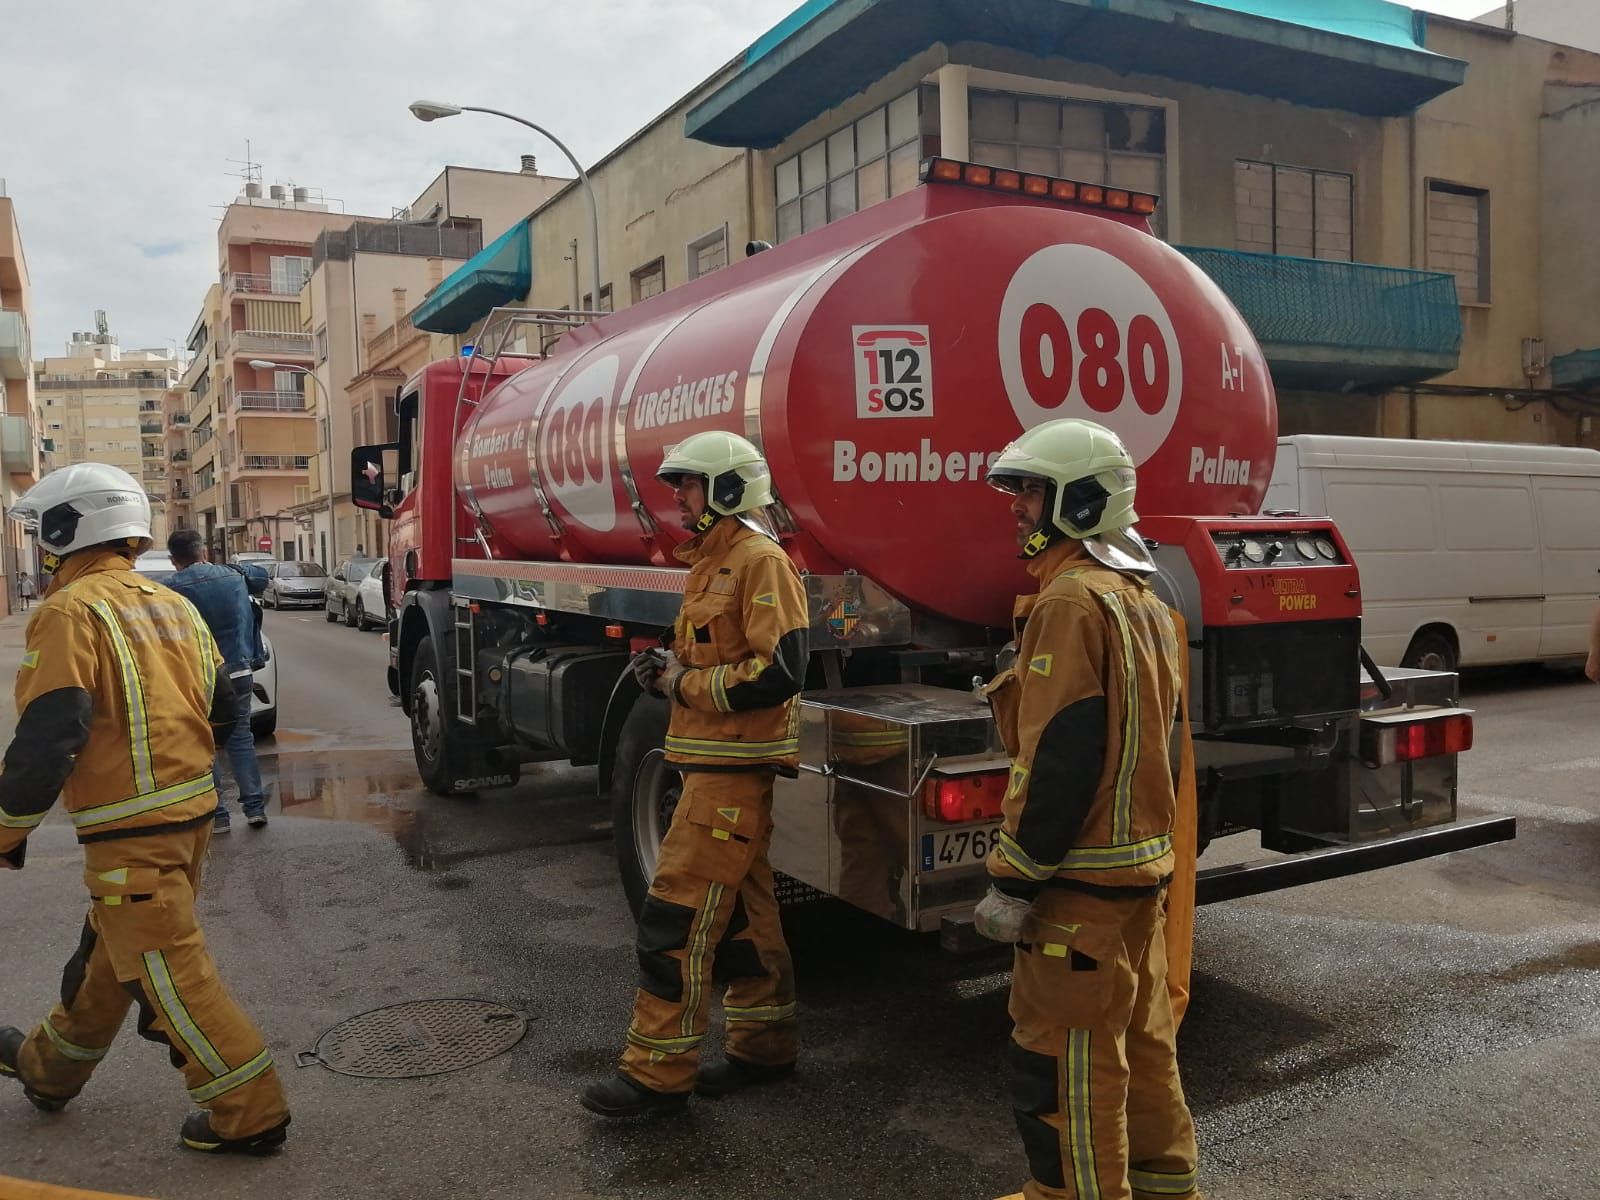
xmin=987 ymin=419 xmax=1154 ymax=573
xmin=657 ymin=430 xmax=775 ymax=533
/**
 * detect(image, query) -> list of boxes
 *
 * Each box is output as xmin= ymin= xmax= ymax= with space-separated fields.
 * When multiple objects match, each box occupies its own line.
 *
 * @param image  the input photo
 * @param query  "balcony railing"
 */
xmin=236 ymin=389 xmax=310 ymax=412
xmin=36 ymin=374 xmax=177 ymax=390
xmin=169 ymin=413 xmax=190 ymax=428
xmin=139 ymin=422 xmax=163 ymax=435
xmin=0 ymin=310 xmax=31 ymax=379
xmin=223 ymin=272 xmax=306 ymax=298
xmin=172 ymin=448 xmax=190 ymax=462
xmin=1175 ymin=247 xmax=1463 ymax=390
xmin=239 ymin=455 xmax=312 ymax=472
xmin=171 ymin=486 xmax=191 ymax=500
xmin=233 ymin=331 xmax=313 ymax=356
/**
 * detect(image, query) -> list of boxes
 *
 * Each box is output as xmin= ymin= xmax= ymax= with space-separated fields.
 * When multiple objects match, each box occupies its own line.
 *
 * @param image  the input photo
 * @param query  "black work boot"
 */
xmin=179 ymin=1111 xmax=290 ymax=1156
xmin=579 ymin=1072 xmax=689 ymax=1118
xmin=694 ymin=1055 xmax=796 ymax=1099
xmin=0 ymin=1025 xmax=72 ymax=1113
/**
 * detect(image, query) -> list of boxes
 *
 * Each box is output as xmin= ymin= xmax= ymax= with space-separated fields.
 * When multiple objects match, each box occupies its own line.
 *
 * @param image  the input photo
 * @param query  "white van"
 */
xmin=1267 ymin=435 xmax=1600 ymax=672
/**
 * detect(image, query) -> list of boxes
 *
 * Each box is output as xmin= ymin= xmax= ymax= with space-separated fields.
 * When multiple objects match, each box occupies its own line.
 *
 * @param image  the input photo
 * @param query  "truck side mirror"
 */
xmin=351 ymin=443 xmax=398 ymax=514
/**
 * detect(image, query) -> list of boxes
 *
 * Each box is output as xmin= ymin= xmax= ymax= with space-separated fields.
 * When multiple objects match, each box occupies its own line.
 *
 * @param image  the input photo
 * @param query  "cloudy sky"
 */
xmin=2 ymin=0 xmax=1496 ymax=360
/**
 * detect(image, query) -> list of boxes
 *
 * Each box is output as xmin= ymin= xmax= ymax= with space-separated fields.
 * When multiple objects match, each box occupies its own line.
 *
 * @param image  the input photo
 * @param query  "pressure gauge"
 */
xmin=1315 ymin=538 xmax=1337 ymax=561
xmin=1241 ymin=539 xmax=1267 ymax=563
xmin=1295 ymin=537 xmax=1318 ymax=560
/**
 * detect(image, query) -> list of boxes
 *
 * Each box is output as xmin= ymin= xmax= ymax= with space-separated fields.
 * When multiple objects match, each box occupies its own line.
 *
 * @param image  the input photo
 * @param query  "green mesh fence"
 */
xmin=1175 ymin=247 xmax=1462 ymax=355
xmin=1551 ymin=348 xmax=1600 ymax=390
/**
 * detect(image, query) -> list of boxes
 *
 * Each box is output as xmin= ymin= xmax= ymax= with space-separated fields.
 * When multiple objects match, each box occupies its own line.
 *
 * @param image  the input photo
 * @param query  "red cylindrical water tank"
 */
xmin=457 ymin=194 xmax=1275 ymax=628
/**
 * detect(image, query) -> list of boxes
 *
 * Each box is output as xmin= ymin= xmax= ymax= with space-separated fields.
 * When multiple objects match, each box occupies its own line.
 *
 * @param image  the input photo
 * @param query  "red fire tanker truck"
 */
xmin=352 ymin=158 xmax=1513 ymax=939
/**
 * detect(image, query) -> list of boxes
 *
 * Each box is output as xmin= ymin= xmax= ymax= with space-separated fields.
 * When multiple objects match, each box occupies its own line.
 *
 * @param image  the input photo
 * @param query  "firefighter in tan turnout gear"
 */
xmin=978 ymin=421 xmax=1200 ymax=1200
xmin=582 ymin=431 xmax=809 ymax=1118
xmin=0 ymin=464 xmax=290 ymax=1156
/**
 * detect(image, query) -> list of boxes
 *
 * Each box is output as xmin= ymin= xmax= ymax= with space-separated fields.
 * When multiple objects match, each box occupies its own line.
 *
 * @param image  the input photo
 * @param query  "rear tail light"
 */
xmin=921 ymin=770 xmax=1008 ymax=822
xmin=1359 ymin=709 xmax=1473 ymax=767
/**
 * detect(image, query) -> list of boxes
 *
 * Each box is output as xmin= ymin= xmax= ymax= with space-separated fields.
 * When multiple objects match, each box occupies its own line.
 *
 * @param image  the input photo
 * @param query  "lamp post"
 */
xmin=408 ymin=100 xmax=603 ymax=316
xmin=249 ymin=360 xmax=335 ymax=569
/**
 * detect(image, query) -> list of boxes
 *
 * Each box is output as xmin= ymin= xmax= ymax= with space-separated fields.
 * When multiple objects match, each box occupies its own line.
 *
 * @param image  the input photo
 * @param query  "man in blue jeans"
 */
xmin=166 ymin=530 xmax=267 ymax=832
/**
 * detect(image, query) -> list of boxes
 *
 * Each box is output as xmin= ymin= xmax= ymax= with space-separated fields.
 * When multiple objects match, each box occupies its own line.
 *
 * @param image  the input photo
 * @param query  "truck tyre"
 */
xmin=1401 ymin=629 xmax=1457 ymax=674
xmin=410 ymin=636 xmax=469 ymax=798
xmin=610 ymin=695 xmax=674 ymax=918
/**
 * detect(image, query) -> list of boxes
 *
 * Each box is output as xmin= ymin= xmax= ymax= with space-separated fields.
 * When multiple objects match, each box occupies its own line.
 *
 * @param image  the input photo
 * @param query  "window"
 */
xmin=630 ymin=258 xmax=666 ymax=303
xmin=775 ymin=86 xmax=935 ymax=242
xmin=314 ymin=325 xmax=329 ymax=362
xmin=687 ymin=225 xmax=728 ymax=280
xmin=1427 ymin=182 xmax=1489 ymax=304
xmin=1235 ymin=161 xmax=1352 ymax=261
xmin=294 ymin=485 xmax=311 ymax=505
xmin=269 ymin=255 xmax=312 ymax=295
xmin=581 ymin=284 xmax=614 ymax=313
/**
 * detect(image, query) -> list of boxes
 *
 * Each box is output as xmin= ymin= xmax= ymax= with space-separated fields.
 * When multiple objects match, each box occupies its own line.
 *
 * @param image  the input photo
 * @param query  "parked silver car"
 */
xmin=264 ymin=560 xmax=329 ymax=609
xmin=325 ymin=557 xmax=379 ymax=627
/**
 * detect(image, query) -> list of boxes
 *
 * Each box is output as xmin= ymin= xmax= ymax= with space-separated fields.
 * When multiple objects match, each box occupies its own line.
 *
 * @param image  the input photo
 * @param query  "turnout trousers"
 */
xmin=618 ymin=770 xmax=797 ymax=1093
xmin=14 ymin=823 xmax=290 ymax=1140
xmin=1007 ymin=889 xmax=1197 ymax=1200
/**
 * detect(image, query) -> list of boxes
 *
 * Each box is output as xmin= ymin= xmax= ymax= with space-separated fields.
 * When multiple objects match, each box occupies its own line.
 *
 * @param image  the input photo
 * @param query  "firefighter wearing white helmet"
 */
xmin=0 ymin=464 xmax=290 ymax=1155
xmin=979 ymin=420 xmax=1202 ymax=1200
xmin=583 ymin=430 xmax=809 ymax=1118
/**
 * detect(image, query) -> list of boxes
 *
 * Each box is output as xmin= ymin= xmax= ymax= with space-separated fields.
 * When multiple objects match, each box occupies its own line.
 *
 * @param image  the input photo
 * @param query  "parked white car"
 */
xmin=135 ymin=550 xmax=279 ymax=737
xmin=354 ymin=565 xmax=389 ymax=631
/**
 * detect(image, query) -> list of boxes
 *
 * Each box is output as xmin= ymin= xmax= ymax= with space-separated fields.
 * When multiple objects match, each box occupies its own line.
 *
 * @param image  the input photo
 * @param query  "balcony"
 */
xmin=1175 ymin=247 xmax=1462 ymax=391
xmin=223 ymin=272 xmax=304 ymax=299
xmin=168 ymin=412 xmax=190 ymax=429
xmin=172 ymin=448 xmax=191 ymax=462
xmin=1 ymin=310 xmax=31 ymax=379
xmin=36 ymin=374 xmax=176 ymax=390
xmin=0 ymin=413 xmax=37 ymax=475
xmin=238 ymin=454 xmax=312 ymax=474
xmin=236 ymin=389 xmax=310 ymax=412
xmin=172 ymin=485 xmax=192 ymax=500
xmin=233 ymin=330 xmax=313 ymax=357
xmin=139 ymin=421 xmax=163 ymax=435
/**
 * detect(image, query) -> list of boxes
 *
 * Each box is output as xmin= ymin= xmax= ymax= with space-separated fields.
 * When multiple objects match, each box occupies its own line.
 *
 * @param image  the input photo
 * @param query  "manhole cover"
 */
xmin=296 ymin=999 xmax=529 ymax=1079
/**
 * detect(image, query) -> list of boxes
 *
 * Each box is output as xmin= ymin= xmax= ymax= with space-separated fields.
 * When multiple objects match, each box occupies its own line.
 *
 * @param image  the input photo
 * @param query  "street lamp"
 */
xmin=249 ymin=360 xmax=336 ymax=569
xmin=408 ymin=99 xmax=604 ymax=318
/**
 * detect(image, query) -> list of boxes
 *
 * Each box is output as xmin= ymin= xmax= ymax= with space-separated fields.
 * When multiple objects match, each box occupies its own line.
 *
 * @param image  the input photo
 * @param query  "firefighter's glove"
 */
xmin=630 ymin=651 xmax=664 ymax=692
xmin=656 ymin=659 xmax=687 ymax=702
xmin=974 ymin=886 xmax=1032 ymax=943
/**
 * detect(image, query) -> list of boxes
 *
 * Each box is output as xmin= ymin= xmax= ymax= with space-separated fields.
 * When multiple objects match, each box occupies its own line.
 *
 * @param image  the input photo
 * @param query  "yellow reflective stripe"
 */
xmin=997 ymin=829 xmax=1057 ymax=881
xmin=188 ymin=1048 xmax=273 ymax=1103
xmin=1128 ymin=1166 xmax=1198 ymax=1195
xmin=70 ymin=772 xmax=216 ymax=830
xmin=97 ymin=868 xmax=129 ymax=884
xmin=625 ymin=1028 xmax=703 ymax=1054
xmin=20 ymin=650 xmax=39 ymax=669
xmin=1099 ymin=591 xmax=1139 ymax=845
xmin=1065 ymin=1029 xmax=1102 ymax=1200
xmin=681 ymin=882 xmax=724 ymax=1039
xmin=1006 ymin=763 xmax=1030 ymax=800
xmin=177 ymin=598 xmax=217 ymax=698
xmin=142 ymin=950 xmax=228 ymax=1076
xmin=89 ymin=601 xmax=155 ymax=796
xmin=724 ymin=1002 xmax=797 ymax=1023
xmin=1058 ymin=834 xmax=1172 ymax=871
xmin=0 ymin=805 xmax=47 ymax=830
xmin=711 ymin=665 xmax=731 ymax=714
xmin=664 ymin=735 xmax=799 ymax=759
xmin=42 ymin=1018 xmax=109 ymax=1062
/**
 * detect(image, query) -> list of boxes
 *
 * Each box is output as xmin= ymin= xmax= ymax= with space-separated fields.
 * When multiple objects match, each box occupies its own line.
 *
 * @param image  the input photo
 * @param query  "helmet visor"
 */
xmin=985 ymin=469 xmax=1042 ymax=497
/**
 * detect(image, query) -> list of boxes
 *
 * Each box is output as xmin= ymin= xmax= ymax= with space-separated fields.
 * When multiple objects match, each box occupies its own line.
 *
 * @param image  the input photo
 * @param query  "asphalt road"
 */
xmin=0 ymin=607 xmax=1596 ymax=1200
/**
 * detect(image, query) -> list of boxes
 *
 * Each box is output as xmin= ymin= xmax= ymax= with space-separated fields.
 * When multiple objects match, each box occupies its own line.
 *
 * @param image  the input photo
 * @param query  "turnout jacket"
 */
xmin=663 ymin=517 xmax=808 ymax=771
xmin=0 ymin=548 xmax=237 ymax=867
xmin=983 ymin=539 xmax=1183 ymax=896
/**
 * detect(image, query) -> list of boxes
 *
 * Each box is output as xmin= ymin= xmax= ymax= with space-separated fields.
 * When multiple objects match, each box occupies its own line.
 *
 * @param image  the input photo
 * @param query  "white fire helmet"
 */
xmin=657 ymin=430 xmax=774 ymax=532
xmin=10 ymin=463 xmax=152 ymax=560
xmin=987 ymin=419 xmax=1155 ymax=574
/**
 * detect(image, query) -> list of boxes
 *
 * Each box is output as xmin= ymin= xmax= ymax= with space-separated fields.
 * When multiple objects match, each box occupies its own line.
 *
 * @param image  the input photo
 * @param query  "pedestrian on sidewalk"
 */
xmin=165 ymin=529 xmax=268 ymax=832
xmin=17 ymin=572 xmax=34 ymax=611
xmin=0 ymin=463 xmax=291 ymax=1155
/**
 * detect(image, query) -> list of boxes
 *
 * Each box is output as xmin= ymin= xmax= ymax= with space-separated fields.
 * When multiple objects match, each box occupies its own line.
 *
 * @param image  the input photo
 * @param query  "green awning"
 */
xmin=687 ymin=0 xmax=1466 ymax=148
xmin=1552 ymin=348 xmax=1600 ymax=390
xmin=411 ymin=221 xmax=531 ymax=334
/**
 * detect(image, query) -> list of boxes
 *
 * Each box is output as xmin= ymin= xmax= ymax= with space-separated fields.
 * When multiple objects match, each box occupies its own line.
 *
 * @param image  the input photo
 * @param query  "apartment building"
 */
xmin=0 ymin=192 xmax=46 ymax=615
xmin=418 ymin=0 xmax=1600 ymax=455
xmin=1478 ymin=0 xmax=1600 ymax=52
xmin=35 ymin=318 xmax=179 ymax=544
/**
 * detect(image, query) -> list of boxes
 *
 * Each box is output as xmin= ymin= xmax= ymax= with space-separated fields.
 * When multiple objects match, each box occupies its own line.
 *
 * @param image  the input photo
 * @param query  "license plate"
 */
xmin=920 ymin=823 xmax=1002 ymax=872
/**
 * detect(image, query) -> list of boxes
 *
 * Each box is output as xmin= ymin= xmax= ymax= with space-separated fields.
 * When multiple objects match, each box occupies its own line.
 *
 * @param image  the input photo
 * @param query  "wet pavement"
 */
xmin=0 ymin=611 xmax=1597 ymax=1199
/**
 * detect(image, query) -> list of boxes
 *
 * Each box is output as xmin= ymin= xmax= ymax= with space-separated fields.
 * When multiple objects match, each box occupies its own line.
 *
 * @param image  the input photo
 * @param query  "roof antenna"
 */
xmin=226 ymin=139 xmax=265 ymax=199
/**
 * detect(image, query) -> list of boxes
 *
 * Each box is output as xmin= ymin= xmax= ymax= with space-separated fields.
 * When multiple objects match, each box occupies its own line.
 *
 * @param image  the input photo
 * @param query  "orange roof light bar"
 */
xmin=919 ymin=158 xmax=1160 ymax=219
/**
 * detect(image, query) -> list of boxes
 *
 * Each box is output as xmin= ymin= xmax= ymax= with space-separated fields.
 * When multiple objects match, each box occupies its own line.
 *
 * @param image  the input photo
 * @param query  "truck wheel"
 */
xmin=611 ymin=695 xmax=674 ymax=918
xmin=1401 ymin=629 xmax=1458 ymax=674
xmin=410 ymin=636 xmax=467 ymax=798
